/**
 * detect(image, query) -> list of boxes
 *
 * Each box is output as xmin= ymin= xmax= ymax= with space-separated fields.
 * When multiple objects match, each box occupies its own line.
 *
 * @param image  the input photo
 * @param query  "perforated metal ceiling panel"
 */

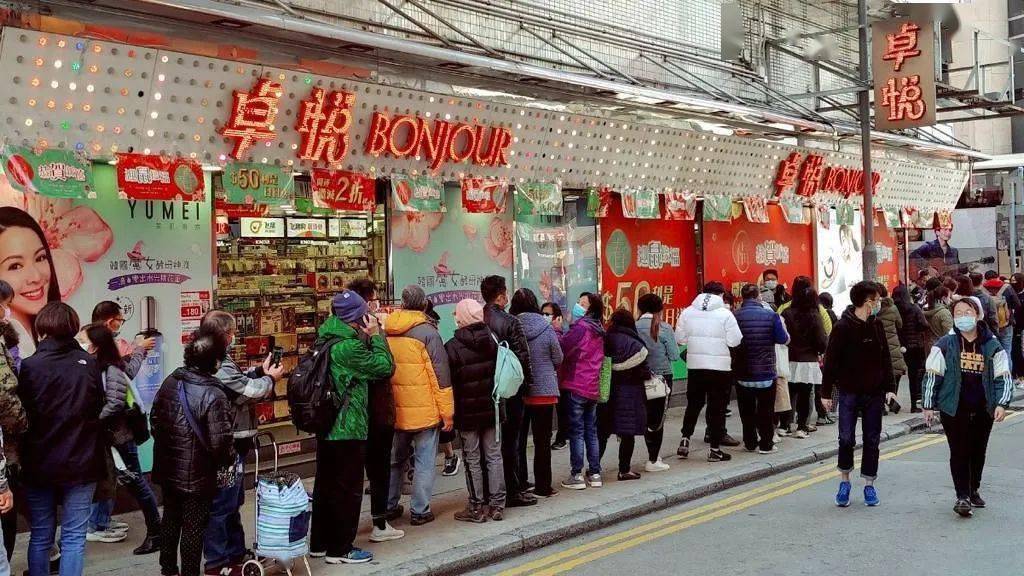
xmin=0 ymin=27 xmax=967 ymax=211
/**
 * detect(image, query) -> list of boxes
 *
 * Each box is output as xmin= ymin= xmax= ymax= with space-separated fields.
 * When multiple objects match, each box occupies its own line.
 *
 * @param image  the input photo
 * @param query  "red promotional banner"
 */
xmin=116 ymin=154 xmax=204 ymax=201
xmin=703 ymin=204 xmax=814 ymax=296
xmin=599 ymin=198 xmax=697 ymax=328
xmin=874 ymin=212 xmax=901 ymax=289
xmin=310 ymin=169 xmax=376 ymax=212
xmin=461 ymin=178 xmax=508 ymax=213
xmin=215 ymin=200 xmax=270 ymax=219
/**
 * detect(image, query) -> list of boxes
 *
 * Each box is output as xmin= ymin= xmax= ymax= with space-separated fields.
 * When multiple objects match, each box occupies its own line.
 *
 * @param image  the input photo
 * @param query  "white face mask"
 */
xmin=764 ymin=280 xmax=778 ymax=291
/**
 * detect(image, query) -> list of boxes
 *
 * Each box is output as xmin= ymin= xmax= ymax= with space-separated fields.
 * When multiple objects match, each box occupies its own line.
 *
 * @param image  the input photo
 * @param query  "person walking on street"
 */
xmin=894 ymin=284 xmax=930 ymax=413
xmin=480 ymin=276 xmax=536 ymax=507
xmin=674 ymin=282 xmax=743 ymax=462
xmin=781 ymin=286 xmax=828 ymax=438
xmin=925 ymin=287 xmax=955 ymax=350
xmin=635 ymin=294 xmax=681 ymax=470
xmin=874 ymin=283 xmax=906 ymax=396
xmin=923 ymin=296 xmax=1012 ymax=517
xmin=969 ymin=273 xmax=999 ymax=333
xmin=90 ymin=301 xmax=156 ymax=380
xmin=384 ymin=285 xmax=454 ymax=526
xmin=18 ymin=303 xmax=106 ymax=576
xmin=598 ymin=309 xmax=652 ymax=481
xmin=982 ymin=271 xmax=1019 ymax=375
xmin=445 ymin=299 xmax=506 ymax=522
xmin=558 ymin=294 xmax=606 ymax=490
xmin=733 ymin=284 xmax=790 ymax=453
xmin=151 ymin=334 xmax=235 ymax=576
xmin=309 ymin=290 xmax=396 ymax=562
xmin=822 ymin=282 xmax=897 ymax=508
xmin=511 ymin=289 xmax=563 ymax=498
xmin=198 ymin=311 xmax=286 ymax=576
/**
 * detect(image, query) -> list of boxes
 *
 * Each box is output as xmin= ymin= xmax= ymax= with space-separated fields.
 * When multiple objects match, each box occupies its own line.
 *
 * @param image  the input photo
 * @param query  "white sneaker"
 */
xmin=108 ymin=520 xmax=129 ymax=533
xmin=773 ymin=433 xmax=781 ymax=445
xmin=758 ymin=446 xmax=779 ymax=454
xmin=587 ymin=473 xmax=603 ymax=487
xmin=369 ymin=522 xmax=405 ymax=543
xmin=793 ymin=430 xmax=809 ymax=439
xmin=644 ymin=458 xmax=671 ymax=472
xmin=777 ymin=427 xmax=792 ymax=437
xmin=86 ymin=529 xmax=126 ymax=543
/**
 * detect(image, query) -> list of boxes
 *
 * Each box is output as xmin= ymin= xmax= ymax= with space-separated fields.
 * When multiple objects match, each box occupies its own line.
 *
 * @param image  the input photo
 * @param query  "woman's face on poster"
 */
xmin=0 ymin=226 xmax=52 ymax=319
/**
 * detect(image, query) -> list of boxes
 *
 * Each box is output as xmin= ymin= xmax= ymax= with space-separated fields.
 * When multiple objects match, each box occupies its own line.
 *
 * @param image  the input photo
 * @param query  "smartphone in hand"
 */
xmin=271 ymin=346 xmax=284 ymax=368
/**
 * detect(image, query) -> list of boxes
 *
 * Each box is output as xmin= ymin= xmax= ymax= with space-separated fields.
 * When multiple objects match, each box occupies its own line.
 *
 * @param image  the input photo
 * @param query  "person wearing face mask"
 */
xmin=924 ymin=286 xmax=955 ymax=352
xmin=571 ymin=293 xmax=591 ymax=325
xmin=923 ymin=297 xmax=1012 ymax=517
xmin=197 ymin=310 xmax=286 ymax=575
xmin=821 ymin=281 xmax=896 ymax=508
xmin=542 ymin=302 xmax=571 ymax=451
xmin=91 ymin=301 xmax=156 ymax=380
xmin=759 ymin=270 xmax=787 ymax=311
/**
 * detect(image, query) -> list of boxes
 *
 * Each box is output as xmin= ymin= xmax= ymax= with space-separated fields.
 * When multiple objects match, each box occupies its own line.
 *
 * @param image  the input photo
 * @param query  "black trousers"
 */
xmin=941 ymin=407 xmax=995 ymax=499
xmin=554 ymin=393 xmax=570 ymax=444
xmin=735 ymin=384 xmax=776 ymax=451
xmin=904 ymin=347 xmax=926 ymax=406
xmin=789 ymin=382 xmax=813 ymax=430
xmin=365 ymin=425 xmax=394 ymax=528
xmin=501 ymin=395 xmax=526 ymax=496
xmin=159 ymin=489 xmax=213 ymax=576
xmin=2 ymin=463 xmax=19 ymax=561
xmin=681 ymin=369 xmax=731 ymax=449
xmin=644 ymin=375 xmax=672 ymax=461
xmin=518 ymin=404 xmax=554 ymax=494
xmin=311 ymin=439 xmax=365 ymax=557
xmin=598 ymin=432 xmax=636 ymax=474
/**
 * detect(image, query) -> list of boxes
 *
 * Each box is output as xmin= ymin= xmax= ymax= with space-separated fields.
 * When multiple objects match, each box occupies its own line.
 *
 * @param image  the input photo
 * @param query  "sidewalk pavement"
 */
xmin=19 ymin=385 xmax=952 ymax=575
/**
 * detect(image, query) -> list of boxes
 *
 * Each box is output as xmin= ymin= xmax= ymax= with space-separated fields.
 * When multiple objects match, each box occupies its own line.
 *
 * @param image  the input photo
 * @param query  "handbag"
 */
xmin=178 ymin=381 xmax=237 ymax=489
xmin=644 ymin=374 xmax=668 ymax=400
xmin=124 ymin=373 xmax=152 ymax=445
xmin=598 ymin=356 xmax=612 ymax=403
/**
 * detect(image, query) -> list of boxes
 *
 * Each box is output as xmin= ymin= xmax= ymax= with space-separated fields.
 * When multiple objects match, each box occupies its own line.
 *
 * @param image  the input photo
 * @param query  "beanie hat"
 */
xmin=332 ymin=290 xmax=368 ymax=324
xmin=402 ymin=284 xmax=428 ymax=311
xmin=455 ymin=299 xmax=484 ymax=328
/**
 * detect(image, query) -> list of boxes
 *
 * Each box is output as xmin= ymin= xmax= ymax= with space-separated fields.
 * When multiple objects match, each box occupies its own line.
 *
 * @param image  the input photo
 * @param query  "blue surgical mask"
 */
xmin=871 ymin=302 xmax=882 ymax=316
xmin=572 ymin=303 xmax=586 ymax=318
xmin=954 ymin=316 xmax=977 ymax=332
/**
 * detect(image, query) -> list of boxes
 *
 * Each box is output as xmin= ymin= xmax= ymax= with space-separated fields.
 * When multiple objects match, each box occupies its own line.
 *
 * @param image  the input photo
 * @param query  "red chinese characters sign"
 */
xmin=872 ymin=19 xmax=936 ymax=130
xmin=703 ymin=204 xmax=814 ymax=296
xmin=599 ymin=198 xmax=697 ymax=327
xmin=774 ymin=152 xmax=881 ymax=199
xmin=310 ymin=169 xmax=376 ymax=212
xmin=116 ymin=154 xmax=204 ymax=201
xmin=220 ymin=79 xmax=283 ymax=160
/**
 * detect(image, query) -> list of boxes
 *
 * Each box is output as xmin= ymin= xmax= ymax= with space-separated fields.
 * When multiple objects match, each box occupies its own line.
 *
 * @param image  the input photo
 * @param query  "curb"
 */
xmin=380 ymin=415 xmax=934 ymax=576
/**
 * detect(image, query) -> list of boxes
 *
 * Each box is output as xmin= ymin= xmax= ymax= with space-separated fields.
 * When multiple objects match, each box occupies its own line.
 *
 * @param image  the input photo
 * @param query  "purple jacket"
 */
xmin=558 ymin=317 xmax=606 ymax=400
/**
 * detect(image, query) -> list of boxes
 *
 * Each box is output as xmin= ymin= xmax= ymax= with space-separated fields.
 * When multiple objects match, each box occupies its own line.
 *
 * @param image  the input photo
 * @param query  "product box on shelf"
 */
xmin=258 ymin=307 xmax=297 ymax=335
xmin=244 ymin=335 xmax=274 ymax=357
xmin=271 ymin=333 xmax=299 ymax=354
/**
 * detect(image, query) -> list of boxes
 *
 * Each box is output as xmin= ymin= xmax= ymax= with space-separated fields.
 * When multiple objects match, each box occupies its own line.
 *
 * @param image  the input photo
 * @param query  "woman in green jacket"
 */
xmin=923 ymin=297 xmax=1011 ymax=518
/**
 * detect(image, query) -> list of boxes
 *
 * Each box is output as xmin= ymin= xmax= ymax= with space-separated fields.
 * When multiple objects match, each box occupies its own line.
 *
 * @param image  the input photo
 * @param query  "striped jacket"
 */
xmin=923 ymin=324 xmax=1013 ymax=417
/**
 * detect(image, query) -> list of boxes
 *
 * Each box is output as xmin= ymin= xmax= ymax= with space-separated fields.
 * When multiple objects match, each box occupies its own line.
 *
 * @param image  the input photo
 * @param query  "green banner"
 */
xmin=1 ymin=146 xmax=92 ymax=198
xmin=295 ymin=197 xmax=334 ymax=216
xmin=702 ymin=195 xmax=733 ymax=222
xmin=515 ymin=182 xmax=562 ymax=217
xmin=392 ymin=175 xmax=445 ymax=212
xmin=836 ymin=203 xmax=855 ymax=226
xmin=223 ymin=163 xmax=294 ymax=206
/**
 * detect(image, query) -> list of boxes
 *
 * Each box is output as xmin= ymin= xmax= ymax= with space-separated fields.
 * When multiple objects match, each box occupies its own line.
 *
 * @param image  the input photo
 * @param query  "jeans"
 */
xmin=681 ymin=369 xmax=731 ymax=449
xmin=566 ymin=392 xmax=601 ymax=476
xmin=519 ymin=404 xmax=554 ymax=494
xmin=388 ymin=426 xmax=440 ymax=517
xmin=365 ymin=425 xmax=394 ymax=528
xmin=203 ymin=440 xmax=250 ymax=571
xmin=160 ymin=489 xmax=213 ymax=576
xmin=837 ymin=391 xmax=884 ymax=480
xmin=941 ymin=406 xmax=995 ymax=498
xmin=26 ymin=482 xmax=96 ymax=576
xmin=89 ymin=443 xmax=161 ymax=535
xmin=999 ymin=328 xmax=1014 ymax=374
xmin=735 ymin=384 xmax=776 ymax=451
xmin=310 ymin=440 xmax=364 ymax=557
xmin=460 ymin=427 xmax=505 ymax=509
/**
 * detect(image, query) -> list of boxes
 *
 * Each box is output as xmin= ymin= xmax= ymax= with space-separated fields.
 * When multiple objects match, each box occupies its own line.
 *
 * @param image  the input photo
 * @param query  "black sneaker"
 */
xmin=725 ymin=408 xmax=733 ymax=417
xmin=410 ymin=511 xmax=435 ymax=526
xmin=954 ymin=498 xmax=973 ymax=517
xmin=617 ymin=471 xmax=641 ymax=481
xmin=719 ymin=434 xmax=741 ymax=447
xmin=442 ymin=454 xmax=461 ymax=477
xmin=708 ymin=449 xmax=732 ymax=462
xmin=970 ymin=492 xmax=986 ymax=508
xmin=677 ymin=437 xmax=690 ymax=459
xmin=508 ymin=492 xmax=538 ymax=507
xmin=551 ymin=439 xmax=567 ymax=450
xmin=385 ymin=505 xmax=404 ymax=521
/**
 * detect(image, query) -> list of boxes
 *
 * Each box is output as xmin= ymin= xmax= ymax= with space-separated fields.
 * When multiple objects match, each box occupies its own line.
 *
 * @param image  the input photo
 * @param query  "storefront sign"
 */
xmin=365 ymin=112 xmax=513 ymax=170
xmin=461 ymin=178 xmax=508 ymax=213
xmin=664 ymin=191 xmax=696 ymax=220
xmin=586 ymin=187 xmax=612 ymax=218
xmin=296 ymin=88 xmax=356 ymax=164
xmin=392 ymin=175 xmax=445 ymax=212
xmin=221 ymin=78 xmax=284 ymax=160
xmin=742 ymin=196 xmax=769 ymax=223
xmin=240 ymin=217 xmax=285 ymax=238
xmin=875 ymin=214 xmax=901 ymax=288
xmin=515 ymin=182 xmax=562 ymax=217
xmin=223 ymin=163 xmax=294 ymax=206
xmin=116 ymin=154 xmax=203 ymax=201
xmin=330 ymin=218 xmax=368 ymax=238
xmin=780 ymin=198 xmax=808 ymax=224
xmin=872 ymin=19 xmax=936 ymax=131
xmin=286 ymin=218 xmax=328 ymax=238
xmin=704 ymin=204 xmax=813 ymax=294
xmin=883 ymin=206 xmax=902 ymax=228
xmin=775 ymin=152 xmax=882 ymax=199
xmin=600 ymin=199 xmax=697 ymax=327
xmin=621 ymin=189 xmax=660 ymax=219
xmin=836 ymin=203 xmax=856 ymax=226
xmin=2 ymin=145 xmax=92 ymax=198
xmin=180 ymin=290 xmax=211 ymax=344
xmin=216 ymin=201 xmax=270 ymax=218
xmin=311 ymin=169 xmax=375 ymax=212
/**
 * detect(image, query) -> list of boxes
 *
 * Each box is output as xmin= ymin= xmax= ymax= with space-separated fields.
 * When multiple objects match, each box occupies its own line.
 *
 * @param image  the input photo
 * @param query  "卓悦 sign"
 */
xmin=872 ymin=19 xmax=936 ymax=131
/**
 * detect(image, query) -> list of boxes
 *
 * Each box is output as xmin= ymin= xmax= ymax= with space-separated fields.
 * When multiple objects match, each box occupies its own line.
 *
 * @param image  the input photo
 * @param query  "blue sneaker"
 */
xmin=326 ymin=547 xmax=374 ymax=564
xmin=835 ymin=481 xmax=851 ymax=507
xmin=864 ymin=485 xmax=879 ymax=507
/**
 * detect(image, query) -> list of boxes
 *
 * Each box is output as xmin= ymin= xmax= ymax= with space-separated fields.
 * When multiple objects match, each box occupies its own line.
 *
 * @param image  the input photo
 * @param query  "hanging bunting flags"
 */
xmin=515 ymin=181 xmax=562 ymax=217
xmin=311 ymin=169 xmax=376 ymax=212
xmin=2 ymin=145 xmax=93 ymax=199
xmin=702 ymin=195 xmax=733 ymax=222
xmin=780 ymin=198 xmax=807 ymax=224
xmin=936 ymin=209 xmax=953 ymax=230
xmin=663 ymin=191 xmax=697 ymax=220
xmin=901 ymin=206 xmax=919 ymax=228
xmin=621 ymin=188 xmax=660 ymax=219
xmin=586 ymin=186 xmax=613 ymax=218
xmin=116 ymin=153 xmax=204 ymax=201
xmin=223 ymin=162 xmax=295 ymax=206
xmin=461 ymin=178 xmax=508 ymax=213
xmin=883 ymin=206 xmax=902 ymax=229
xmin=391 ymin=174 xmax=445 ymax=212
xmin=742 ymin=196 xmax=770 ymax=223
xmin=816 ymin=203 xmax=832 ymax=230
xmin=835 ymin=203 xmax=855 ymax=226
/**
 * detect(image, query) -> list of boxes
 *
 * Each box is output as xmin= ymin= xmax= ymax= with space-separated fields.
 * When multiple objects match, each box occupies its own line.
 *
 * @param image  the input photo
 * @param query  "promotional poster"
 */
xmin=815 ymin=207 xmax=863 ymax=311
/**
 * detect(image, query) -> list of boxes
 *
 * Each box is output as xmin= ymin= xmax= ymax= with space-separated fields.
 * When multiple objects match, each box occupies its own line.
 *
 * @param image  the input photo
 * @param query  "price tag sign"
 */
xmin=223 ymin=163 xmax=294 ymax=206
xmin=311 ymin=169 xmax=376 ymax=212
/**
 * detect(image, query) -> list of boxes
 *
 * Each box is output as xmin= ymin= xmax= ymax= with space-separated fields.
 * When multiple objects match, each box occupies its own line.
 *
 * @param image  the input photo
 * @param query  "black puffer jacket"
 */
xmin=18 ymin=338 xmax=106 ymax=488
xmin=602 ymin=324 xmax=650 ymax=437
xmin=151 ymin=367 xmax=235 ymax=496
xmin=445 ymin=322 xmax=503 ymax=431
xmin=484 ymin=304 xmax=534 ymax=393
xmin=99 ymin=365 xmax=134 ymax=447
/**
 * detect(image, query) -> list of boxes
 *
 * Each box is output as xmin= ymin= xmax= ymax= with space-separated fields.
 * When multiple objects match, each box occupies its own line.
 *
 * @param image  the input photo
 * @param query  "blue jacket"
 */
xmin=923 ymin=323 xmax=1013 ymax=417
xmin=733 ymin=299 xmax=789 ymax=381
xmin=636 ymin=314 xmax=681 ymax=377
xmin=518 ymin=312 xmax=564 ymax=398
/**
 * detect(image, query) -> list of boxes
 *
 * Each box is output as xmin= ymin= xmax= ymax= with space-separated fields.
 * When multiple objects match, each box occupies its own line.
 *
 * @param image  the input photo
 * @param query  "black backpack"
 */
xmin=287 ymin=337 xmax=343 ymax=435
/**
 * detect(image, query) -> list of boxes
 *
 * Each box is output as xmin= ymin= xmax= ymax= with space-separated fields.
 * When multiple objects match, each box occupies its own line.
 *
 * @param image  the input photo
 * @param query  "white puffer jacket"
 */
xmin=675 ymin=293 xmax=743 ymax=371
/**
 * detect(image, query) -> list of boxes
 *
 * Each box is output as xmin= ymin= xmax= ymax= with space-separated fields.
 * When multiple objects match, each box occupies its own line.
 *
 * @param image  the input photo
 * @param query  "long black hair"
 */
xmin=86 ymin=323 xmax=123 ymax=372
xmin=790 ymin=276 xmax=818 ymax=311
xmin=585 ymin=293 xmax=603 ymax=321
xmin=510 ymin=288 xmax=541 ymax=315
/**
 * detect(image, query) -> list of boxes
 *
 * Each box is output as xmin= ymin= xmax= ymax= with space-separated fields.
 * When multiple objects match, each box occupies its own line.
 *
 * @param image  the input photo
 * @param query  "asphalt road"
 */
xmin=476 ymin=409 xmax=1024 ymax=576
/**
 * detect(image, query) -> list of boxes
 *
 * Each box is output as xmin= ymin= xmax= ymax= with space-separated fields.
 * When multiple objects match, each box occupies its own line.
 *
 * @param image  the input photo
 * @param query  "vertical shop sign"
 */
xmin=180 ymin=290 xmax=211 ymax=344
xmin=223 ymin=163 xmax=294 ymax=206
xmin=2 ymin=145 xmax=93 ymax=198
xmin=663 ymin=191 xmax=697 ymax=220
xmin=872 ymin=19 xmax=936 ymax=130
xmin=311 ymin=169 xmax=375 ymax=212
xmin=391 ymin=175 xmax=446 ymax=212
xmin=461 ymin=178 xmax=508 ymax=213
xmin=621 ymin=189 xmax=660 ymax=219
xmin=116 ymin=154 xmax=204 ymax=201
xmin=586 ymin=187 xmax=612 ymax=218
xmin=515 ymin=182 xmax=562 ymax=217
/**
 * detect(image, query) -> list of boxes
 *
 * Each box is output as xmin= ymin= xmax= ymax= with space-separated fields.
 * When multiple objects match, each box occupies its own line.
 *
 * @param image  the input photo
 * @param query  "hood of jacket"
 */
xmin=576 ymin=316 xmax=606 ymax=337
xmin=605 ymin=324 xmax=648 ymax=367
xmin=317 ymin=315 xmax=361 ymax=341
xmin=519 ymin=312 xmax=554 ymax=341
xmin=690 ymin=293 xmax=726 ymax=312
xmin=453 ymin=322 xmax=497 ymax=353
xmin=384 ymin=309 xmax=430 ymax=336
xmin=841 ymin=305 xmax=871 ymax=327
